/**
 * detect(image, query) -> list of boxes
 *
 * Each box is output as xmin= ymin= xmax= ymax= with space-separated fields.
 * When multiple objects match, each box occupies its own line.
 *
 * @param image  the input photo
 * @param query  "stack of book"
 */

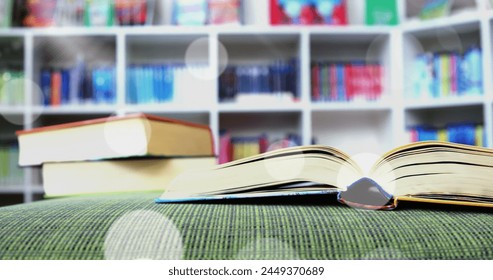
xmin=408 ymin=123 xmax=484 ymax=146
xmin=16 ymin=114 xmax=216 ymax=196
xmin=311 ymin=61 xmax=383 ymax=102
xmin=410 ymin=47 xmax=482 ymax=100
xmin=0 ymin=144 xmax=23 ymax=186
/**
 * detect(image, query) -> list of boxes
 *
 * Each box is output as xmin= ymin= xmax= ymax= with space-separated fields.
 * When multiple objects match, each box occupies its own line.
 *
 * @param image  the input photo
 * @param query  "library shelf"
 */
xmin=1 ymin=0 xmax=493 ymax=204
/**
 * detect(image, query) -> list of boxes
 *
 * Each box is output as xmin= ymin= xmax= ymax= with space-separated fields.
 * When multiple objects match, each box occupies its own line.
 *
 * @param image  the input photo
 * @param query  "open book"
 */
xmin=156 ymin=141 xmax=493 ymax=210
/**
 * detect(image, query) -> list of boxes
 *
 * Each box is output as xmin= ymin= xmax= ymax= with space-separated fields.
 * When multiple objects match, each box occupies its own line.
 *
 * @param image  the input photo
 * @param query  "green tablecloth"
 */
xmin=0 ymin=192 xmax=492 ymax=259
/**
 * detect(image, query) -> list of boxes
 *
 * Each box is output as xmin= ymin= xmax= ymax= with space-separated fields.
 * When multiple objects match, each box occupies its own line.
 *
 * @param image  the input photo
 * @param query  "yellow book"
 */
xmin=157 ymin=141 xmax=493 ymax=210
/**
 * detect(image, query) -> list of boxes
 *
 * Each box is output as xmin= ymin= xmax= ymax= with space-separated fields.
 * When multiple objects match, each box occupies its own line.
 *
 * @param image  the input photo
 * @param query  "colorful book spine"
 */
xmin=409 ymin=123 xmax=484 ymax=146
xmin=219 ymin=133 xmax=301 ymax=162
xmin=270 ymin=0 xmax=347 ymax=25
xmin=410 ymin=47 xmax=483 ymax=99
xmin=311 ymin=61 xmax=383 ymax=102
xmin=208 ymin=0 xmax=242 ymax=25
xmin=84 ymin=0 xmax=115 ymax=27
xmin=128 ymin=63 xmax=216 ymax=105
xmin=41 ymin=65 xmax=115 ymax=106
xmin=173 ymin=0 xmax=207 ymax=25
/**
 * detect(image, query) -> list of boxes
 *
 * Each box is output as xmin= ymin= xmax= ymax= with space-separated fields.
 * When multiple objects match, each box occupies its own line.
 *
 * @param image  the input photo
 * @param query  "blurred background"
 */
xmin=0 ymin=0 xmax=490 ymax=205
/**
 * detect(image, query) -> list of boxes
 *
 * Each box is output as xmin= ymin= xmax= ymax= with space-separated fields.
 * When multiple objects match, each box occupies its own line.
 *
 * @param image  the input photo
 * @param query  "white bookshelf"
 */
xmin=1 ymin=0 xmax=493 ymax=203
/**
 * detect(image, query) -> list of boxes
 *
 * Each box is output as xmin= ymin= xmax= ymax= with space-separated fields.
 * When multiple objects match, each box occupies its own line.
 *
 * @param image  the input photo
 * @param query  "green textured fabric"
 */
xmin=0 ymin=192 xmax=492 ymax=260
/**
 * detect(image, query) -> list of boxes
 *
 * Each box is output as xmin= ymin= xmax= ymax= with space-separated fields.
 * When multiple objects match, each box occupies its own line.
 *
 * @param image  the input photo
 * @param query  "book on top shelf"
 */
xmin=270 ymin=0 xmax=347 ymax=25
xmin=208 ymin=0 xmax=242 ymax=25
xmin=16 ymin=113 xmax=214 ymax=166
xmin=172 ymin=0 xmax=207 ymax=25
xmin=365 ymin=0 xmax=398 ymax=26
xmin=157 ymin=141 xmax=493 ymax=210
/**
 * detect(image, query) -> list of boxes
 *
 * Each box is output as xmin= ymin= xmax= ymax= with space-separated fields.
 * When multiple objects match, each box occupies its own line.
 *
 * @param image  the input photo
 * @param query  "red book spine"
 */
xmin=311 ymin=63 xmax=320 ymax=101
xmin=355 ymin=64 xmax=364 ymax=100
xmin=270 ymin=0 xmax=282 ymax=25
xmin=373 ymin=64 xmax=383 ymax=100
xmin=366 ymin=64 xmax=373 ymax=101
xmin=344 ymin=64 xmax=353 ymax=101
xmin=51 ymin=71 xmax=61 ymax=106
xmin=330 ymin=64 xmax=337 ymax=101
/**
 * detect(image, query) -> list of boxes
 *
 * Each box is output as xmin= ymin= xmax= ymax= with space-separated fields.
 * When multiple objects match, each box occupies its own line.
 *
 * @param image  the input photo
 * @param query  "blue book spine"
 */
xmin=110 ymin=67 xmax=116 ymax=104
xmin=126 ymin=66 xmax=133 ymax=104
xmin=417 ymin=126 xmax=438 ymax=141
xmin=40 ymin=69 xmax=51 ymax=106
xmin=61 ymin=69 xmax=70 ymax=105
xmin=92 ymin=68 xmax=102 ymax=104
xmin=465 ymin=47 xmax=482 ymax=95
xmin=448 ymin=123 xmax=476 ymax=146
xmin=337 ymin=64 xmax=345 ymax=101
xmin=153 ymin=65 xmax=161 ymax=102
xmin=164 ymin=65 xmax=173 ymax=102
xmin=433 ymin=54 xmax=440 ymax=98
xmin=135 ymin=65 xmax=143 ymax=104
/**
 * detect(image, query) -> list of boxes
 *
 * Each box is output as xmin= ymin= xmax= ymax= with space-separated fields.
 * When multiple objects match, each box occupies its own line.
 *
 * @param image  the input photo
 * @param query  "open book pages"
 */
xmin=157 ymin=141 xmax=493 ymax=209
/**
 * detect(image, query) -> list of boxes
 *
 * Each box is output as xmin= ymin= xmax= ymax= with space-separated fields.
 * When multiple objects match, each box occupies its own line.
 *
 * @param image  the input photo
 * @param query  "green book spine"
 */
xmin=365 ymin=0 xmax=399 ymax=26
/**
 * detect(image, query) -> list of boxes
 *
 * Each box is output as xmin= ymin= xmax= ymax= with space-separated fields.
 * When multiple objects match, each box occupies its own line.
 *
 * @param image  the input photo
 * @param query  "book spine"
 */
xmin=40 ymin=69 xmax=52 ymax=106
xmin=51 ymin=70 xmax=61 ymax=106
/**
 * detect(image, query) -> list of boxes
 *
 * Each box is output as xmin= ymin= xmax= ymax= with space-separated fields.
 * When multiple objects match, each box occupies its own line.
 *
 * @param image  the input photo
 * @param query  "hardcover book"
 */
xmin=43 ymin=156 xmax=216 ymax=196
xmin=157 ymin=141 xmax=493 ymax=209
xmin=17 ymin=113 xmax=214 ymax=166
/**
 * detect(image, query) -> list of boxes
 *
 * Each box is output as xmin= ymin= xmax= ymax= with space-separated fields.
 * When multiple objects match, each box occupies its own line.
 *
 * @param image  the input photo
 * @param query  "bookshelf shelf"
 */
xmin=32 ymin=105 xmax=119 ymax=115
xmin=0 ymin=185 xmax=26 ymax=194
xmin=218 ymin=103 xmax=303 ymax=113
xmin=1 ymin=0 xmax=493 ymax=204
xmin=310 ymin=102 xmax=393 ymax=112
xmin=402 ymin=12 xmax=482 ymax=33
xmin=404 ymin=96 xmax=486 ymax=109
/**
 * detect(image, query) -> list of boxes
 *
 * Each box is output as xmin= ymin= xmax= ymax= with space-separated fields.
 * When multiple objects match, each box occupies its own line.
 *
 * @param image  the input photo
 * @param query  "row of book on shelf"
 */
xmin=219 ymin=131 xmax=301 ymax=163
xmin=127 ymin=63 xmax=213 ymax=105
xmin=311 ymin=61 xmax=383 ymax=102
xmin=219 ymin=60 xmax=299 ymax=102
xmin=0 ymin=145 xmax=23 ymax=186
xmin=2 ymin=0 xmax=243 ymax=27
xmin=408 ymin=123 xmax=484 ymax=147
xmin=40 ymin=65 xmax=116 ymax=106
xmin=411 ymin=47 xmax=483 ymax=100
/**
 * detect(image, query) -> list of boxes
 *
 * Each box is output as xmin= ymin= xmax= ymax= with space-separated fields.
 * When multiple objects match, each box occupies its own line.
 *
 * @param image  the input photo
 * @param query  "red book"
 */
xmin=219 ymin=132 xmax=232 ymax=164
xmin=372 ymin=64 xmax=383 ymax=100
xmin=269 ymin=0 xmax=284 ymax=25
xmin=51 ymin=71 xmax=61 ymax=106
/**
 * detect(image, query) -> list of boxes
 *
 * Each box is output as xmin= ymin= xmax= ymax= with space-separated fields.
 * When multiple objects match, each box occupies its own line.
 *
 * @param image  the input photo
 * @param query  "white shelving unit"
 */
xmin=1 ymin=1 xmax=493 ymax=203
